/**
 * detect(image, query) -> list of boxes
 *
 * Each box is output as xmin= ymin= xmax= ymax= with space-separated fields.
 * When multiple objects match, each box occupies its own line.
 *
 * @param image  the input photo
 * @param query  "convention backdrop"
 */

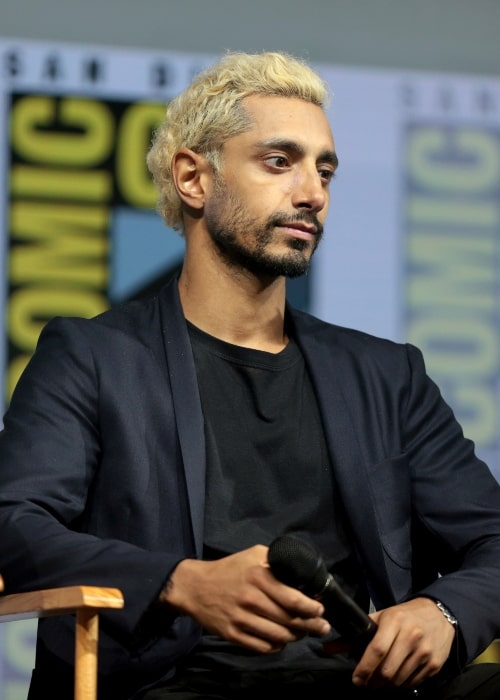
xmin=0 ymin=38 xmax=499 ymax=698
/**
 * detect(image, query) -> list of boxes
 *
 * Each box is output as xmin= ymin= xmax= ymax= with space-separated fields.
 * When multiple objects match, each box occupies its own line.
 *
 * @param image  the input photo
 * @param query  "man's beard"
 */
xmin=204 ymin=184 xmax=323 ymax=279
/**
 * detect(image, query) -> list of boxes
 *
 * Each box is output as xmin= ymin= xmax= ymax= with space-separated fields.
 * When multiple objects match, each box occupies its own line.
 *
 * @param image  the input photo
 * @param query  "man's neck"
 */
xmin=177 ymin=264 xmax=288 ymax=353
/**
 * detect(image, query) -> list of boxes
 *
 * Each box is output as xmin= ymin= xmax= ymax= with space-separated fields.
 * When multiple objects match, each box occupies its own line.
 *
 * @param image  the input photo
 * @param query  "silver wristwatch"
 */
xmin=436 ymin=600 xmax=458 ymax=628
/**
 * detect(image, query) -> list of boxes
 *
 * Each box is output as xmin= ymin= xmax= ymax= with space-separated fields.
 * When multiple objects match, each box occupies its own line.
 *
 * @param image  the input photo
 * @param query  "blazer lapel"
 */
xmin=158 ymin=279 xmax=206 ymax=558
xmin=289 ymin=309 xmax=398 ymax=607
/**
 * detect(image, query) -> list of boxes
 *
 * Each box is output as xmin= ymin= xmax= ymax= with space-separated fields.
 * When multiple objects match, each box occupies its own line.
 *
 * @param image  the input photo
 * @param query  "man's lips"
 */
xmin=278 ymin=221 xmax=318 ymax=239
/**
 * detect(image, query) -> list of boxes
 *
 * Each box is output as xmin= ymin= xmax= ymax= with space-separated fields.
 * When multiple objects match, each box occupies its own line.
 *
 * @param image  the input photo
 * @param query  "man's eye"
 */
xmin=266 ymin=156 xmax=289 ymax=168
xmin=319 ymin=168 xmax=335 ymax=183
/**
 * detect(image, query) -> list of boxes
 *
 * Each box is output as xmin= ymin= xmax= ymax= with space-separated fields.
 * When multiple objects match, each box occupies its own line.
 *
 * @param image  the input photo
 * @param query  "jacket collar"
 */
xmin=287 ymin=306 xmax=400 ymax=607
xmin=158 ymin=277 xmax=206 ymax=557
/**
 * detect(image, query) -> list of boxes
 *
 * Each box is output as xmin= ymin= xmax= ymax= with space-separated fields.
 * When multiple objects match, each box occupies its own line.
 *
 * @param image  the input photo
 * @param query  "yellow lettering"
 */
xmin=115 ymin=102 xmax=165 ymax=207
xmin=454 ymin=386 xmax=496 ymax=443
xmin=407 ymin=197 xmax=498 ymax=227
xmin=11 ymin=96 xmax=114 ymax=165
xmin=409 ymin=128 xmax=500 ymax=191
xmin=11 ymin=165 xmax=112 ymax=201
xmin=409 ymin=318 xmax=498 ymax=375
xmin=8 ymin=288 xmax=108 ymax=352
xmin=405 ymin=125 xmax=500 ymax=451
xmin=407 ymin=234 xmax=495 ymax=309
xmin=10 ymin=202 xmax=109 ymax=285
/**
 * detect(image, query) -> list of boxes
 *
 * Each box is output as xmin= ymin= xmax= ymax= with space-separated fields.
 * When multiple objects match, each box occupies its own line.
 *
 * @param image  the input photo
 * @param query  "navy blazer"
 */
xmin=1 ymin=277 xmax=500 ymax=698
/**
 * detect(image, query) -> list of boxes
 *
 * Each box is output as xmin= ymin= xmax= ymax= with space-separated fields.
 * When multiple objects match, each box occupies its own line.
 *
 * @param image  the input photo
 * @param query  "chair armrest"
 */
xmin=0 ymin=586 xmax=124 ymax=700
xmin=0 ymin=585 xmax=124 ymax=622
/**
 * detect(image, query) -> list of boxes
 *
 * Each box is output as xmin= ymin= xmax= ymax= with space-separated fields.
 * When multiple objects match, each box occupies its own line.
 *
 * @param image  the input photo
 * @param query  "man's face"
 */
xmin=203 ymin=94 xmax=338 ymax=279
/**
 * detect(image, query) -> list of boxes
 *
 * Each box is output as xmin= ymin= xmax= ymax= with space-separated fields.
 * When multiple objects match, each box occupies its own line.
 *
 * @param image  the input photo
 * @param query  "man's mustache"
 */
xmin=268 ymin=212 xmax=323 ymax=237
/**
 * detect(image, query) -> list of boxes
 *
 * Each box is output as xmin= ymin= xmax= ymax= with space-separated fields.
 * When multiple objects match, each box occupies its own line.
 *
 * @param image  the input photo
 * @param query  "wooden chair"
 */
xmin=0 ymin=573 xmax=124 ymax=700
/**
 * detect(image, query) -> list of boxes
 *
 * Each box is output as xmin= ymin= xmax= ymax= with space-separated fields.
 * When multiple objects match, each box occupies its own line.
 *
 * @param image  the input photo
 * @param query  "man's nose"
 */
xmin=291 ymin=170 xmax=327 ymax=212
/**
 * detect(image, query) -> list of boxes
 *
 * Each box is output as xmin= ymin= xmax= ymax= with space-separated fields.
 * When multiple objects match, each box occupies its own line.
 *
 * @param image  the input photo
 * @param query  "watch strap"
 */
xmin=435 ymin=600 xmax=458 ymax=627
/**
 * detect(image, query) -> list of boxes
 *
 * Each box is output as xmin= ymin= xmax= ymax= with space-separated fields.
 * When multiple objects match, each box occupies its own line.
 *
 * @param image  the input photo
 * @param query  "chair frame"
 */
xmin=0 ymin=575 xmax=124 ymax=700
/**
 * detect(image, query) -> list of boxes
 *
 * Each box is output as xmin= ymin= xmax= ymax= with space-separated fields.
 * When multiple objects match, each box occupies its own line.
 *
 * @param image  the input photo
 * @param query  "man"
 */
xmin=1 ymin=51 xmax=500 ymax=699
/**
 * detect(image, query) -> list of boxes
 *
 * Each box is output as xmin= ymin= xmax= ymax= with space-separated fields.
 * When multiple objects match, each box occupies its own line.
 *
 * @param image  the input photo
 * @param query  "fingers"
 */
xmin=222 ymin=562 xmax=331 ymax=650
xmin=351 ymin=598 xmax=454 ymax=689
xmin=164 ymin=545 xmax=331 ymax=653
xmin=259 ymin=569 xmax=330 ymax=635
xmin=353 ymin=637 xmax=427 ymax=688
xmin=221 ymin=606 xmax=313 ymax=654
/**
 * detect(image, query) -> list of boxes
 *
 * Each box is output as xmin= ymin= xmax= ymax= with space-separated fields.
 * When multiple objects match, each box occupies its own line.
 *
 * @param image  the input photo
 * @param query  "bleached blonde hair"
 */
xmin=146 ymin=51 xmax=329 ymax=232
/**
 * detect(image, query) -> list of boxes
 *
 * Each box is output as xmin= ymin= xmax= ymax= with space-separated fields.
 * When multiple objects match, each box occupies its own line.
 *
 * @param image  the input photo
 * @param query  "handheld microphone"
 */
xmin=268 ymin=534 xmax=377 ymax=658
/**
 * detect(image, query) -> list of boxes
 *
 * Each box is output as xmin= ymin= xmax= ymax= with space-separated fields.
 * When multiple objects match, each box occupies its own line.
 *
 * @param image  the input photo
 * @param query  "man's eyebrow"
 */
xmin=255 ymin=138 xmax=339 ymax=168
xmin=320 ymin=150 xmax=339 ymax=168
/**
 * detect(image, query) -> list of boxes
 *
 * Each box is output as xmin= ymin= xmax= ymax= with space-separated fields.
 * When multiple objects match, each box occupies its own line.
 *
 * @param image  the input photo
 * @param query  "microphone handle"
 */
xmin=267 ymin=534 xmax=377 ymax=658
xmin=319 ymin=573 xmax=377 ymax=657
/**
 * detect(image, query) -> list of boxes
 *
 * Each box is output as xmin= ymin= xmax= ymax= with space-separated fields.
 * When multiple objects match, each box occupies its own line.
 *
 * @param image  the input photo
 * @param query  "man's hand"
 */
xmin=324 ymin=597 xmax=456 ymax=689
xmin=159 ymin=545 xmax=331 ymax=653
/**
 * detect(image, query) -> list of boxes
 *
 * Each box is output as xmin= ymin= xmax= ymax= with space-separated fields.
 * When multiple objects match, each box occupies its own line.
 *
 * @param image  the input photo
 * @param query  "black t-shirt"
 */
xmin=187 ymin=322 xmax=368 ymax=672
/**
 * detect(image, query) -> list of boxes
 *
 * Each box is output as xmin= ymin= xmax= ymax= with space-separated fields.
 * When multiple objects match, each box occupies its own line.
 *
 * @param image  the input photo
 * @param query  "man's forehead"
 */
xmin=238 ymin=94 xmax=335 ymax=147
xmin=242 ymin=92 xmax=326 ymax=118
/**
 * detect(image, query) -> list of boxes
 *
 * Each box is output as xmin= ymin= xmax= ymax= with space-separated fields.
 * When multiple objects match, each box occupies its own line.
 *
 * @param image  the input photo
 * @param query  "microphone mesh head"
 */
xmin=267 ymin=535 xmax=328 ymax=596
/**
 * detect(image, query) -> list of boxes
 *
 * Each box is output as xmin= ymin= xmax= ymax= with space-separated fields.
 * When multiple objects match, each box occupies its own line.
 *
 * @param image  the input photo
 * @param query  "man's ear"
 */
xmin=171 ymin=148 xmax=212 ymax=212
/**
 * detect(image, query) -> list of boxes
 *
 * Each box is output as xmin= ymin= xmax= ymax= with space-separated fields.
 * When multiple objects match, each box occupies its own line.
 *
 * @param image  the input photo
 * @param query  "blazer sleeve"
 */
xmin=403 ymin=342 xmax=500 ymax=663
xmin=0 ymin=315 xmax=187 ymax=643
